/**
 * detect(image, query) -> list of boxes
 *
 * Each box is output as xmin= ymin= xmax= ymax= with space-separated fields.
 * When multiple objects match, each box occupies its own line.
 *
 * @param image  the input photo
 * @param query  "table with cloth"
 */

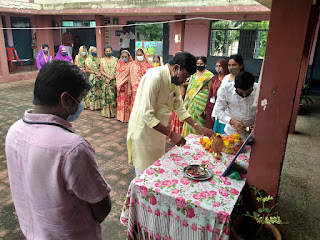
xmin=120 ymin=134 xmax=251 ymax=240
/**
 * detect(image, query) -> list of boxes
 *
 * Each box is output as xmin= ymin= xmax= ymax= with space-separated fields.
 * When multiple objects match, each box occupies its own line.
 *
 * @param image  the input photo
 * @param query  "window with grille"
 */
xmin=209 ymin=20 xmax=269 ymax=59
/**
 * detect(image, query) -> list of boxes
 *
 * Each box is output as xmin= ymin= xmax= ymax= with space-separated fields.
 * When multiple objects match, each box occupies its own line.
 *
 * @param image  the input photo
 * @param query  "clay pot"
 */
xmin=231 ymin=215 xmax=282 ymax=240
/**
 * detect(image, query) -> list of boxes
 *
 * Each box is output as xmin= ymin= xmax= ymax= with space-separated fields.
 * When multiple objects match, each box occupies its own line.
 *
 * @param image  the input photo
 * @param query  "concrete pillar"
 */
xmin=4 ymin=14 xmax=13 ymax=47
xmin=289 ymin=6 xmax=319 ymax=133
xmin=95 ymin=15 xmax=106 ymax=58
xmin=172 ymin=16 xmax=185 ymax=55
xmin=0 ymin=19 xmax=10 ymax=77
xmin=247 ymin=0 xmax=313 ymax=200
xmin=34 ymin=15 xmax=54 ymax=58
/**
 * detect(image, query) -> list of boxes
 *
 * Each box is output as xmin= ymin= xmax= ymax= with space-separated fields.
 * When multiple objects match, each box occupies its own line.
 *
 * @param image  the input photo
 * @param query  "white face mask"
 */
xmin=81 ymin=52 xmax=86 ymax=56
xmin=137 ymin=56 xmax=144 ymax=62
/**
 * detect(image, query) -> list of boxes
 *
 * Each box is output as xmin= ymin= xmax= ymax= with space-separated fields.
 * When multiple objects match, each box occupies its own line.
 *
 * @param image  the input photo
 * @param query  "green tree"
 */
xmin=136 ymin=23 xmax=163 ymax=41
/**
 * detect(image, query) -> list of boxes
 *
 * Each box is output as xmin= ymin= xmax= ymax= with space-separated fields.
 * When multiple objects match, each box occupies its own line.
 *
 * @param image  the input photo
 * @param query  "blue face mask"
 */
xmin=122 ymin=57 xmax=128 ymax=63
xmin=43 ymin=50 xmax=48 ymax=55
xmin=92 ymin=52 xmax=97 ymax=57
xmin=66 ymin=95 xmax=84 ymax=122
xmin=62 ymin=52 xmax=68 ymax=56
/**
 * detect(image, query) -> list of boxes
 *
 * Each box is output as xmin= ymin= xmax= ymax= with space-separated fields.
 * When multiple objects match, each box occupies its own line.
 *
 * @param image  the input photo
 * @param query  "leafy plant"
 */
xmin=244 ymin=187 xmax=288 ymax=236
xmin=300 ymin=83 xmax=313 ymax=105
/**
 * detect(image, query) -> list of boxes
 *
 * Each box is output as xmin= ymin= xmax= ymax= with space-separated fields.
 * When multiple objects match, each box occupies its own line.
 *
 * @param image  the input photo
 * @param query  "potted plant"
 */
xmin=299 ymin=83 xmax=313 ymax=114
xmin=231 ymin=187 xmax=288 ymax=240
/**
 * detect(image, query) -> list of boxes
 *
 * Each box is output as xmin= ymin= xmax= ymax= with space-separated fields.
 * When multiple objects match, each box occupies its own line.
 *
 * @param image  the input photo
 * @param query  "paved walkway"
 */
xmin=0 ymin=80 xmax=319 ymax=239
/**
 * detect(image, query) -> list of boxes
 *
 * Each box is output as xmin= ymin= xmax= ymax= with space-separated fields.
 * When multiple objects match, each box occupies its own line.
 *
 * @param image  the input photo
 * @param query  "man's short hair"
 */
xmin=169 ymin=51 xmax=197 ymax=76
xmin=235 ymin=71 xmax=255 ymax=91
xmin=33 ymin=60 xmax=91 ymax=106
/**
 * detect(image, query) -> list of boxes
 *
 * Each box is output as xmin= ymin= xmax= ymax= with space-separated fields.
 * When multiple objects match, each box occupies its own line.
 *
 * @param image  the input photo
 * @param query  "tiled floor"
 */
xmin=0 ymin=79 xmax=176 ymax=240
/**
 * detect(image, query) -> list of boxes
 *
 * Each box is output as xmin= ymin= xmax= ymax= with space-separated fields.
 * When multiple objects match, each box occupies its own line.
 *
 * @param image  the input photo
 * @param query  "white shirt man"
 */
xmin=120 ymin=30 xmax=135 ymax=49
xmin=213 ymin=71 xmax=257 ymax=140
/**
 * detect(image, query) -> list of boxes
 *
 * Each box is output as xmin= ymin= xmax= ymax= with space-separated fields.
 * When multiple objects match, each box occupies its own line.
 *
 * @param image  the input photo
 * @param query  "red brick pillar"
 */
xmin=34 ymin=15 xmax=54 ymax=59
xmin=95 ymin=15 xmax=106 ymax=58
xmin=172 ymin=16 xmax=185 ymax=55
xmin=247 ymin=0 xmax=313 ymax=199
xmin=0 ymin=19 xmax=9 ymax=78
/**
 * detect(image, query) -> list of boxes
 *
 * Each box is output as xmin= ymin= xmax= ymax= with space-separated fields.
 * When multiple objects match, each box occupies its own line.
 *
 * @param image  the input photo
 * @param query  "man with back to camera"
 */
xmin=213 ymin=70 xmax=258 ymax=140
xmin=5 ymin=61 xmax=112 ymax=240
xmin=127 ymin=51 xmax=215 ymax=176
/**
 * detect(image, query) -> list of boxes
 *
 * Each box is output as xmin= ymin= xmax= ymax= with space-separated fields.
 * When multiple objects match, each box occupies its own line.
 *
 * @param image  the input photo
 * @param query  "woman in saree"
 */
xmin=181 ymin=56 xmax=214 ymax=137
xmin=55 ymin=45 xmax=73 ymax=63
xmin=204 ymin=59 xmax=229 ymax=129
xmin=116 ymin=50 xmax=133 ymax=122
xmin=36 ymin=43 xmax=52 ymax=71
xmin=74 ymin=45 xmax=88 ymax=74
xmin=84 ymin=46 xmax=102 ymax=110
xmin=130 ymin=48 xmax=152 ymax=107
xmin=100 ymin=46 xmax=118 ymax=118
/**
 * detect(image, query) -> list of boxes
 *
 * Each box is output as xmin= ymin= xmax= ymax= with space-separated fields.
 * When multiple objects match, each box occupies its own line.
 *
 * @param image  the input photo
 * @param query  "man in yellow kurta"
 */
xmin=127 ymin=52 xmax=215 ymax=175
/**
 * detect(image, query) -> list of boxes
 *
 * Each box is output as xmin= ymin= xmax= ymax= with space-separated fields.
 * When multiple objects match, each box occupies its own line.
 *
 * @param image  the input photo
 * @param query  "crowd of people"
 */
xmin=6 ymin=47 xmax=258 ymax=239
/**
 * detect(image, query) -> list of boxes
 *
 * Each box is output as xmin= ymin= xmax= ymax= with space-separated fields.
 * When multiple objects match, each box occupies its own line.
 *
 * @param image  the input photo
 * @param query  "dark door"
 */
xmin=11 ymin=17 xmax=32 ymax=65
xmin=127 ymin=21 xmax=136 ymax=59
xmin=69 ymin=28 xmax=96 ymax=52
xmin=163 ymin=23 xmax=170 ymax=64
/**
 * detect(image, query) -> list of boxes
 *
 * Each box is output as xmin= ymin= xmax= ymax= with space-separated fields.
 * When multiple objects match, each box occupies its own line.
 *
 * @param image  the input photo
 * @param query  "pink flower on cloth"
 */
xmin=142 ymin=203 xmax=146 ymax=208
xmin=154 ymin=210 xmax=161 ymax=216
xmin=181 ymin=163 xmax=189 ymax=167
xmin=121 ymin=217 xmax=128 ymax=224
xmin=171 ymin=189 xmax=180 ymax=194
xmin=187 ymin=208 xmax=195 ymax=218
xmin=212 ymin=202 xmax=221 ymax=208
xmin=230 ymin=188 xmax=239 ymax=195
xmin=147 ymin=206 xmax=152 ymax=213
xmin=224 ymin=180 xmax=231 ymax=186
xmin=200 ymin=191 xmax=210 ymax=198
xmin=175 ymin=197 xmax=186 ymax=210
xmin=135 ymin=198 xmax=140 ymax=204
xmin=216 ymin=171 xmax=223 ymax=176
xmin=146 ymin=169 xmax=156 ymax=175
xmin=207 ymin=224 xmax=213 ymax=232
xmin=201 ymin=226 xmax=206 ymax=232
xmin=168 ymin=210 xmax=174 ymax=217
xmin=193 ymin=193 xmax=201 ymax=200
xmin=127 ymin=230 xmax=131 ymax=236
xmin=155 ymin=188 xmax=161 ymax=193
xmin=194 ymin=201 xmax=201 ymax=206
xmin=245 ymin=145 xmax=251 ymax=150
xmin=158 ymin=168 xmax=165 ymax=173
xmin=219 ymin=188 xmax=230 ymax=197
xmin=184 ymin=145 xmax=191 ymax=149
xmin=171 ymin=179 xmax=179 ymax=185
xmin=154 ymin=161 xmax=161 ymax=166
xmin=201 ymin=160 xmax=209 ymax=164
xmin=170 ymin=153 xmax=178 ymax=157
xmin=209 ymin=190 xmax=217 ymax=197
xmin=180 ymin=178 xmax=191 ymax=185
xmin=172 ymin=157 xmax=182 ymax=161
xmin=225 ymin=226 xmax=230 ymax=235
xmin=162 ymin=180 xmax=172 ymax=186
xmin=217 ymin=211 xmax=230 ymax=223
xmin=193 ymin=156 xmax=199 ymax=160
xmin=209 ymin=179 xmax=216 ymax=185
xmin=163 ymin=211 xmax=168 ymax=216
xmin=177 ymin=216 xmax=181 ymax=221
xmin=191 ymin=223 xmax=198 ymax=231
xmin=140 ymin=186 xmax=149 ymax=198
xmin=208 ymin=164 xmax=215 ymax=170
xmin=150 ymin=196 xmax=157 ymax=205
xmin=238 ymin=154 xmax=247 ymax=160
xmin=173 ymin=169 xmax=180 ymax=174
xmin=135 ymin=178 xmax=143 ymax=183
xmin=182 ymin=220 xmax=188 ymax=227
xmin=192 ymin=179 xmax=199 ymax=183
xmin=164 ymin=235 xmax=169 ymax=240
xmin=155 ymin=182 xmax=162 ymax=187
xmin=185 ymin=152 xmax=190 ymax=155
xmin=156 ymin=233 xmax=162 ymax=240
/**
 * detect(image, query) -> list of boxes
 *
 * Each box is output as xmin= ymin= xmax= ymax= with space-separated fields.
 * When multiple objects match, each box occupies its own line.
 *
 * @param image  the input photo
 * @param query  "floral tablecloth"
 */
xmin=120 ymin=134 xmax=251 ymax=240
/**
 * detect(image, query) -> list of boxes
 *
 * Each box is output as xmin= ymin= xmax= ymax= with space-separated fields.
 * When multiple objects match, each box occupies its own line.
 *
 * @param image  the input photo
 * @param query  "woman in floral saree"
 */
xmin=130 ymin=48 xmax=152 ymax=107
xmin=100 ymin=46 xmax=118 ymax=118
xmin=116 ymin=50 xmax=133 ymax=122
xmin=74 ymin=45 xmax=88 ymax=74
xmin=181 ymin=56 xmax=214 ymax=137
xmin=84 ymin=46 xmax=102 ymax=110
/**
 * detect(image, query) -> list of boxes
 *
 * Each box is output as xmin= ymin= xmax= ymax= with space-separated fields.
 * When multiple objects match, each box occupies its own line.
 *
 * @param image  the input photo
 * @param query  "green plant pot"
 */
xmin=231 ymin=215 xmax=282 ymax=240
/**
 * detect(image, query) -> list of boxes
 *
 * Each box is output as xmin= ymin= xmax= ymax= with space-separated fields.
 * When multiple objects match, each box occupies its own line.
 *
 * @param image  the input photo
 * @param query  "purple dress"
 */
xmin=36 ymin=49 xmax=52 ymax=71
xmin=54 ymin=45 xmax=73 ymax=62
